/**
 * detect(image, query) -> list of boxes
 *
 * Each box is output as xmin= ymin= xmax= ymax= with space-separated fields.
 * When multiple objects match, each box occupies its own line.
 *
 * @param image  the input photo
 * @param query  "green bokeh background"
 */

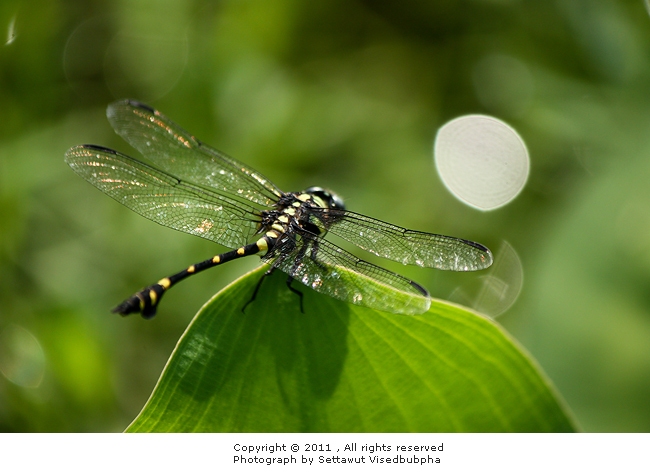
xmin=1 ymin=0 xmax=650 ymax=432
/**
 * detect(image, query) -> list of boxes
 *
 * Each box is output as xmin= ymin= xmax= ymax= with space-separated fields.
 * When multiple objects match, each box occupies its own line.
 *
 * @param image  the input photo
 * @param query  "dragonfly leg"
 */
xmin=282 ymin=241 xmax=312 ymax=313
xmin=285 ymin=276 xmax=304 ymax=313
xmin=242 ymin=267 xmax=275 ymax=313
xmin=242 ymin=267 xmax=305 ymax=314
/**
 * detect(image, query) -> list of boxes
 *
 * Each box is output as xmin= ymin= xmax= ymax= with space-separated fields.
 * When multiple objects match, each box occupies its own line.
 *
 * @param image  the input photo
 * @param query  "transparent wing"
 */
xmin=106 ymin=99 xmax=283 ymax=208
xmin=311 ymin=209 xmax=493 ymax=271
xmin=64 ymin=144 xmax=262 ymax=248
xmin=264 ymin=235 xmax=431 ymax=315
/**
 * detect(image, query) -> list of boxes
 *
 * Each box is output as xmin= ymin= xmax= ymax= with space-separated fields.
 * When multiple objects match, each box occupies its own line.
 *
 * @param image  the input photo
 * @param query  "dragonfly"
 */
xmin=65 ymin=99 xmax=492 ymax=318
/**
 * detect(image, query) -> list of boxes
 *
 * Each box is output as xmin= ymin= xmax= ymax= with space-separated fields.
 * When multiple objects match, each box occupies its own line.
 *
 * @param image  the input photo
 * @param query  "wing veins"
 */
xmin=312 ymin=209 xmax=493 ymax=271
xmin=264 ymin=233 xmax=430 ymax=314
xmin=107 ymin=99 xmax=282 ymax=207
xmin=65 ymin=145 xmax=262 ymax=248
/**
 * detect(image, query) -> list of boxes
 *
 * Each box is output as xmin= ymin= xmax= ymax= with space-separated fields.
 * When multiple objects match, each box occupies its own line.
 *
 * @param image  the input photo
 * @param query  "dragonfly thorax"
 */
xmin=261 ymin=188 xmax=341 ymax=241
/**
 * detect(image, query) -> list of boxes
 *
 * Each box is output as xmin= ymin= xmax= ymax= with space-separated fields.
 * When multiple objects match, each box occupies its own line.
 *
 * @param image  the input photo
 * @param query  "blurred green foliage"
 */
xmin=1 ymin=0 xmax=650 ymax=432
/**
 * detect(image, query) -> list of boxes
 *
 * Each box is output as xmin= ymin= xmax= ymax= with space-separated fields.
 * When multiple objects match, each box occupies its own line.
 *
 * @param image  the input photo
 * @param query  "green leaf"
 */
xmin=126 ymin=267 xmax=576 ymax=432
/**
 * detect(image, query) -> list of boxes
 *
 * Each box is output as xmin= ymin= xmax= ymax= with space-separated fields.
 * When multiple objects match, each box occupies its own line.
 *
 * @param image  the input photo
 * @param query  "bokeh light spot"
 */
xmin=5 ymin=15 xmax=16 ymax=45
xmin=0 ymin=324 xmax=46 ymax=388
xmin=434 ymin=115 xmax=529 ymax=210
xmin=449 ymin=241 xmax=524 ymax=318
xmin=104 ymin=30 xmax=188 ymax=101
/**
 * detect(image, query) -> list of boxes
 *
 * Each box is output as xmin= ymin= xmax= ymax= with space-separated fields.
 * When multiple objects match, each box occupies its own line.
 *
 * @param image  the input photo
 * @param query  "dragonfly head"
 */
xmin=304 ymin=186 xmax=346 ymax=211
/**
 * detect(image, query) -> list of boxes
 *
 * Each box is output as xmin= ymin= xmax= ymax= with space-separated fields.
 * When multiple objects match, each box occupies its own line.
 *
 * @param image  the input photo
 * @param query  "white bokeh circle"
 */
xmin=434 ymin=115 xmax=529 ymax=210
